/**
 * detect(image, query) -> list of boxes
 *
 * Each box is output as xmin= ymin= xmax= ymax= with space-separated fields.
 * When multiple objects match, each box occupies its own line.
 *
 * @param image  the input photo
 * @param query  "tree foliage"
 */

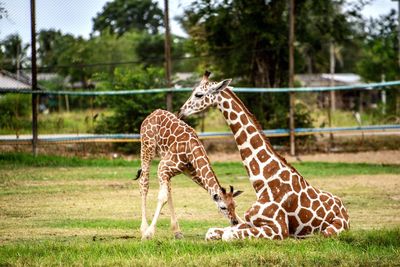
xmin=94 ymin=67 xmax=166 ymax=135
xmin=0 ymin=34 xmax=29 ymax=72
xmin=357 ymin=10 xmax=398 ymax=82
xmin=92 ymin=0 xmax=163 ymax=36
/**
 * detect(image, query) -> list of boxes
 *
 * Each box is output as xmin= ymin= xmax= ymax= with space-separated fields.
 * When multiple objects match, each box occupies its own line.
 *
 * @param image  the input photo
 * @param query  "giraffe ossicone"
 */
xmin=136 ymin=109 xmax=243 ymax=240
xmin=179 ymin=72 xmax=350 ymax=240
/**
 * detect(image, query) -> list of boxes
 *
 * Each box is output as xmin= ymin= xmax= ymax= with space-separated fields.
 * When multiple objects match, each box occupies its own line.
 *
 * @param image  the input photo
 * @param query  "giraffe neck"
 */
xmin=188 ymin=139 xmax=222 ymax=197
xmin=216 ymin=88 xmax=287 ymax=194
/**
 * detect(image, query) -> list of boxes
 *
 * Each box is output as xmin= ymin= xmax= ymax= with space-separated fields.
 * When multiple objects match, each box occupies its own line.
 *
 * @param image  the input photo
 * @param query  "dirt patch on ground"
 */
xmin=208 ymin=150 xmax=400 ymax=165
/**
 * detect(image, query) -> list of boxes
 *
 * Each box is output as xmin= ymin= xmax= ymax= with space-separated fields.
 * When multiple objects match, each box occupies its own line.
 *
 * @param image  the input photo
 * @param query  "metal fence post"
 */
xmin=30 ymin=0 xmax=38 ymax=156
xmin=289 ymin=0 xmax=296 ymax=156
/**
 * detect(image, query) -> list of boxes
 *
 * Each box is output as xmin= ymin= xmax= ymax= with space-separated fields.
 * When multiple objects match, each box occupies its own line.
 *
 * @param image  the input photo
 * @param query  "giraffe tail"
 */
xmin=134 ymin=168 xmax=142 ymax=180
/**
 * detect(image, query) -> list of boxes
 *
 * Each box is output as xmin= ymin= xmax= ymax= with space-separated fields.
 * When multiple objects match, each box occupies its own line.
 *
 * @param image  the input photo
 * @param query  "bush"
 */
xmin=94 ymin=66 xmax=197 ymax=153
xmin=0 ymin=94 xmax=31 ymax=133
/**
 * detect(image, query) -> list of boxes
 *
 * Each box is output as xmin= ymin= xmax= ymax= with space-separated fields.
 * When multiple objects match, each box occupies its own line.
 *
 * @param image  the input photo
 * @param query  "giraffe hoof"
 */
xmin=205 ymin=228 xmax=224 ymax=241
xmin=142 ymin=227 xmax=155 ymax=240
xmin=174 ymin=232 xmax=184 ymax=239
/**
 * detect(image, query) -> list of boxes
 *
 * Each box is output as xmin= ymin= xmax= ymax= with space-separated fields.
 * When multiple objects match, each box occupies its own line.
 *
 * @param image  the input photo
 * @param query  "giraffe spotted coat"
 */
xmin=137 ymin=109 xmax=242 ymax=240
xmin=179 ymin=72 xmax=350 ymax=240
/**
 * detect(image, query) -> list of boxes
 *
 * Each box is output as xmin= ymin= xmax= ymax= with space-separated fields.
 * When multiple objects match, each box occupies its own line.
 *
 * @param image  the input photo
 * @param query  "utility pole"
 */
xmin=30 ymin=0 xmax=38 ymax=156
xmin=288 ymin=0 xmax=296 ymax=156
xmin=395 ymin=0 xmax=400 ymax=114
xmin=394 ymin=0 xmax=400 ymax=68
xmin=328 ymin=41 xmax=335 ymax=150
xmin=164 ymin=0 xmax=173 ymax=111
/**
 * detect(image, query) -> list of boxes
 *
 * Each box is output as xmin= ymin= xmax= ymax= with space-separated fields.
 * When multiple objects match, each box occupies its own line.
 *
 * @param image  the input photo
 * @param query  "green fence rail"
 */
xmin=1 ymin=80 xmax=400 ymax=95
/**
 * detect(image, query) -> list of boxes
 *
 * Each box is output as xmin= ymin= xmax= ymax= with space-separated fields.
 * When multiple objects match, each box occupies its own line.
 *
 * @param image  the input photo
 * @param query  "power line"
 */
xmin=17 ymin=47 xmax=276 ymax=71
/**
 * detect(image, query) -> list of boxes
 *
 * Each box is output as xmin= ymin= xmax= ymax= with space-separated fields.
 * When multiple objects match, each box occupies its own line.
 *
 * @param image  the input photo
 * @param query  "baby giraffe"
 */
xmin=135 ymin=109 xmax=243 ymax=240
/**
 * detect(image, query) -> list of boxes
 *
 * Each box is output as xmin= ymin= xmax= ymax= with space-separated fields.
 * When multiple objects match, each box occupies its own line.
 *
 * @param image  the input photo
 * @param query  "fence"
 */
xmin=1 ymin=81 xmax=400 ymax=154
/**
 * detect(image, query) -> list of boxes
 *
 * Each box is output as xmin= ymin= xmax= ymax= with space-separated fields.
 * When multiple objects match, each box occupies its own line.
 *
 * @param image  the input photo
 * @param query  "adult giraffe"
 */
xmin=178 ymin=72 xmax=349 ymax=240
xmin=136 ymin=109 xmax=243 ymax=240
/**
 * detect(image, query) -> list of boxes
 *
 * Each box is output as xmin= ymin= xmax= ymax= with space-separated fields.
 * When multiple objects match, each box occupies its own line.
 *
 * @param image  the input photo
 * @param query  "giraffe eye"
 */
xmin=194 ymin=93 xmax=204 ymax=98
xmin=220 ymin=206 xmax=227 ymax=210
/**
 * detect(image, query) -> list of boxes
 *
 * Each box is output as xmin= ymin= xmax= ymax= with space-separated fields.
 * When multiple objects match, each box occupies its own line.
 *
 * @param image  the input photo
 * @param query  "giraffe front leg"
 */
xmin=219 ymin=220 xmax=289 ymax=241
xmin=142 ymin=180 xmax=169 ymax=240
xmin=205 ymin=227 xmax=227 ymax=240
xmin=205 ymin=223 xmax=251 ymax=241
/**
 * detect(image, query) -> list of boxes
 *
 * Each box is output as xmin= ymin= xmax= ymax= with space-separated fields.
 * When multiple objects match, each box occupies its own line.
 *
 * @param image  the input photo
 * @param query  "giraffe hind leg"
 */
xmin=138 ymin=139 xmax=156 ymax=236
xmin=322 ymin=217 xmax=347 ymax=237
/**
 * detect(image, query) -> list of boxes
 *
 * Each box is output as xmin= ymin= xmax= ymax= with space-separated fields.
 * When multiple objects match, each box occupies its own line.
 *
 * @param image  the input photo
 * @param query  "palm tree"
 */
xmin=0 ymin=34 xmax=29 ymax=74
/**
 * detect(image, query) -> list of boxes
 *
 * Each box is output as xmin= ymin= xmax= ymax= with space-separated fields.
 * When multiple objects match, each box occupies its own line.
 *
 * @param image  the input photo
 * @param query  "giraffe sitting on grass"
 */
xmin=135 ymin=109 xmax=243 ymax=240
xmin=178 ymin=72 xmax=349 ymax=240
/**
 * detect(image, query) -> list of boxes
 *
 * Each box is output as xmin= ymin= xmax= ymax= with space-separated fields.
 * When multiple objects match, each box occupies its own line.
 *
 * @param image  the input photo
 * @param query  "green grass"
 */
xmin=1 ymin=229 xmax=399 ymax=266
xmin=1 ymin=152 xmax=399 ymax=177
xmin=1 ymin=153 xmax=399 ymax=266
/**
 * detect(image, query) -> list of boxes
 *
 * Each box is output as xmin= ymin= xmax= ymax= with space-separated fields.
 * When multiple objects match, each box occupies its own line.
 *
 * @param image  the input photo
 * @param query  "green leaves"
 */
xmin=92 ymin=0 xmax=163 ymax=36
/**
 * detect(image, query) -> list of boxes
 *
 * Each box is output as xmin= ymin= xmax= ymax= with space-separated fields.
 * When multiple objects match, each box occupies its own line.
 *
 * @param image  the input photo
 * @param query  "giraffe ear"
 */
xmin=211 ymin=79 xmax=232 ymax=94
xmin=233 ymin=190 xmax=244 ymax=198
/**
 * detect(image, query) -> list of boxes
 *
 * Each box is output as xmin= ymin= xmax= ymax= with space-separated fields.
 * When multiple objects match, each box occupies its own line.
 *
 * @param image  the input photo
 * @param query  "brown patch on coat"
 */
xmin=249 ymin=158 xmax=260 ymax=175
xmin=236 ymin=130 xmax=247 ymax=146
xmin=288 ymin=215 xmax=299 ymax=234
xmin=300 ymin=192 xmax=311 ymax=208
xmin=311 ymin=217 xmax=322 ymax=227
xmin=316 ymin=207 xmax=325 ymax=218
xmin=298 ymin=208 xmax=313 ymax=223
xmin=262 ymin=203 xmax=279 ymax=218
xmin=263 ymin=160 xmax=279 ymax=178
xmin=256 ymin=149 xmax=270 ymax=163
xmin=240 ymin=114 xmax=249 ymax=125
xmin=298 ymin=226 xmax=312 ymax=236
xmin=240 ymin=148 xmax=252 ymax=160
xmin=258 ymin=190 xmax=271 ymax=204
xmin=247 ymin=125 xmax=257 ymax=134
xmin=229 ymin=112 xmax=238 ymax=121
xmin=292 ymin=175 xmax=301 ymax=193
xmin=307 ymin=188 xmax=318 ymax=199
xmin=252 ymin=180 xmax=265 ymax=192
xmin=282 ymin=193 xmax=298 ymax=212
xmin=250 ymin=135 xmax=263 ymax=150
xmin=280 ymin=170 xmax=291 ymax=182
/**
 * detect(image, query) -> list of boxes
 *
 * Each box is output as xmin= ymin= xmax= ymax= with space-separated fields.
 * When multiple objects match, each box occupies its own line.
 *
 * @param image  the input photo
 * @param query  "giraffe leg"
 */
xmin=143 ymin=159 xmax=177 ymax=240
xmin=221 ymin=224 xmax=286 ymax=241
xmin=167 ymin=189 xmax=183 ymax=239
xmin=142 ymin=179 xmax=169 ymax=240
xmin=137 ymin=140 xmax=155 ymax=236
xmin=322 ymin=217 xmax=347 ymax=237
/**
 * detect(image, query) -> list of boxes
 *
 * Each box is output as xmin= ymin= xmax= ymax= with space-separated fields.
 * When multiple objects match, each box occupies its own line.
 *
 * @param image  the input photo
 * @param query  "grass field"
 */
xmin=0 ymin=153 xmax=399 ymax=266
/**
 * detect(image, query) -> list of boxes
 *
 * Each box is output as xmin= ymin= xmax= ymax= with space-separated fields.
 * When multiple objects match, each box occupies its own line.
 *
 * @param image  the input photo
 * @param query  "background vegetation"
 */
xmin=0 ymin=0 xmax=399 ymax=141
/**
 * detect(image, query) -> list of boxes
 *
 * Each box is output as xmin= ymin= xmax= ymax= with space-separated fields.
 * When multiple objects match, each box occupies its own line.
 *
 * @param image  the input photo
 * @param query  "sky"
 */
xmin=0 ymin=0 xmax=398 ymax=43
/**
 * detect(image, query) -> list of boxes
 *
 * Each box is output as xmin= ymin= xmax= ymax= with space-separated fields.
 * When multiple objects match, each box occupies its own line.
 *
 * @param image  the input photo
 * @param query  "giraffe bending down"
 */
xmin=178 ymin=72 xmax=349 ymax=241
xmin=136 ymin=109 xmax=243 ymax=240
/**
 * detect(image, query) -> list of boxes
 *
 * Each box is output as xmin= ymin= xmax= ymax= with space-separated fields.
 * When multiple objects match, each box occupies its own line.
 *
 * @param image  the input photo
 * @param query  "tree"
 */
xmin=0 ymin=34 xmax=29 ymax=72
xmin=357 ymin=9 xmax=399 ymax=115
xmin=357 ymin=10 xmax=398 ymax=82
xmin=0 ymin=1 xmax=7 ymax=20
xmin=92 ymin=0 xmax=163 ymax=36
xmin=37 ymin=29 xmax=64 ymax=69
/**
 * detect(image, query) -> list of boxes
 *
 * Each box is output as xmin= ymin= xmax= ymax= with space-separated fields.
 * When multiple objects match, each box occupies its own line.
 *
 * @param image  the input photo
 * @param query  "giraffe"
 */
xmin=178 ymin=72 xmax=349 ymax=241
xmin=135 ymin=109 xmax=243 ymax=240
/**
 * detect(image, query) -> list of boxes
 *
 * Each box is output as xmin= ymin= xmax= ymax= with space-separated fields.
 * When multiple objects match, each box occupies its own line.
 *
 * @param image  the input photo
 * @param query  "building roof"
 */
xmin=296 ymin=73 xmax=364 ymax=87
xmin=0 ymin=70 xmax=32 ymax=90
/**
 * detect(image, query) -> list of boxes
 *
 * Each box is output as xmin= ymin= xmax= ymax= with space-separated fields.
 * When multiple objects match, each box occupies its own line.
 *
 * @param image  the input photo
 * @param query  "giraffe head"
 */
xmin=214 ymin=185 xmax=243 ymax=225
xmin=178 ymin=71 xmax=231 ymax=119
